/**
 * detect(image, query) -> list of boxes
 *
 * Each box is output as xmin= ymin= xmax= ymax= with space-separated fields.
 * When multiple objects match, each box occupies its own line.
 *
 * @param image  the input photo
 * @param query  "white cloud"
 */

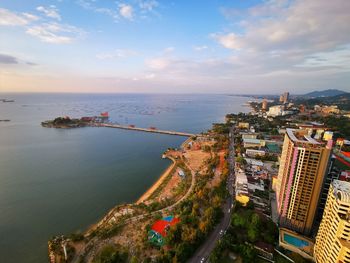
xmin=216 ymin=0 xmax=350 ymax=53
xmin=139 ymin=0 xmax=158 ymax=12
xmin=22 ymin=13 xmax=40 ymax=22
xmin=212 ymin=33 xmax=242 ymax=50
xmin=26 ymin=22 xmax=84 ymax=44
xmin=96 ymin=49 xmax=137 ymax=59
xmin=119 ymin=4 xmax=133 ymax=20
xmin=36 ymin=5 xmax=61 ymax=20
xmin=147 ymin=57 xmax=171 ymax=70
xmin=0 ymin=8 xmax=31 ymax=26
xmin=145 ymin=73 xmax=156 ymax=79
xmin=77 ymin=0 xmax=119 ymax=21
xmin=194 ymin=45 xmax=208 ymax=51
xmin=163 ymin=47 xmax=175 ymax=53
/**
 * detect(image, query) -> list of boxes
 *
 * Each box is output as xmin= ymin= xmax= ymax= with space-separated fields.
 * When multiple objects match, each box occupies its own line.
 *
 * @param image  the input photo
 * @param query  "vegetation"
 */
xmin=92 ymin=244 xmax=129 ymax=263
xmin=210 ymin=203 xmax=278 ymax=263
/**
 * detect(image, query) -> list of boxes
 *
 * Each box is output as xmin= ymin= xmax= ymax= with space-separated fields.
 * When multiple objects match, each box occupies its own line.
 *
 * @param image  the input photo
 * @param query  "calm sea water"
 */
xmin=0 ymin=93 xmax=249 ymax=263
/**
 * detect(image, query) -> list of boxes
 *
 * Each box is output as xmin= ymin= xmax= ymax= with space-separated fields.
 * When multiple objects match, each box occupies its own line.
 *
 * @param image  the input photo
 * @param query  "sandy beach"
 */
xmin=136 ymin=156 xmax=176 ymax=204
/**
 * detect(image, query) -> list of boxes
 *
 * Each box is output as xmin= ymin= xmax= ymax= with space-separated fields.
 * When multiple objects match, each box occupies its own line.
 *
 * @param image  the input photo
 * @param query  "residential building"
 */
xmin=241 ymin=132 xmax=258 ymax=140
xmin=243 ymin=138 xmax=266 ymax=148
xmin=238 ymin=122 xmax=250 ymax=129
xmin=314 ymin=180 xmax=350 ymax=263
xmin=246 ymin=149 xmax=266 ymax=157
xmin=283 ymin=92 xmax=289 ymax=104
xmin=262 ymin=99 xmax=268 ymax=111
xmin=267 ymin=105 xmax=284 ymax=117
xmin=235 ymin=169 xmax=249 ymax=205
xmin=276 ymin=129 xmax=331 ymax=236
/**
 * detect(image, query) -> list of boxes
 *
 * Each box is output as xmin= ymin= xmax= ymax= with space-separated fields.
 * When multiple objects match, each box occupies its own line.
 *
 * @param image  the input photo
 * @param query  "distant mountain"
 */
xmin=304 ymin=89 xmax=348 ymax=98
xmin=294 ymin=92 xmax=350 ymax=111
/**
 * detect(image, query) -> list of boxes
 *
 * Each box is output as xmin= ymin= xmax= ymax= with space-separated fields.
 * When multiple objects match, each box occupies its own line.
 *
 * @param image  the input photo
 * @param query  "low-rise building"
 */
xmin=241 ymin=132 xmax=258 ymax=140
xmin=245 ymin=149 xmax=266 ymax=157
xmin=235 ymin=169 xmax=249 ymax=205
xmin=238 ymin=122 xmax=250 ymax=129
xmin=267 ymin=105 xmax=284 ymax=117
xmin=243 ymin=138 xmax=266 ymax=148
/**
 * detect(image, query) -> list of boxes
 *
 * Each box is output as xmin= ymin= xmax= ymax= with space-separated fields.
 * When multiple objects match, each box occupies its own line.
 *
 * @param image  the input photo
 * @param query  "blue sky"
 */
xmin=0 ymin=0 xmax=349 ymax=94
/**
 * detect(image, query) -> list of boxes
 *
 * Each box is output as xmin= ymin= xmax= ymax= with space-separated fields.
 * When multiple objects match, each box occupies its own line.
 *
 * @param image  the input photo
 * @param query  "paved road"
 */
xmin=188 ymin=126 xmax=236 ymax=263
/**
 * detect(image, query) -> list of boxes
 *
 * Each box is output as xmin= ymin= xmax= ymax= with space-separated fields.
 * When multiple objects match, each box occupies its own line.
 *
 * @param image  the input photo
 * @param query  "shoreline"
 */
xmin=136 ymin=156 xmax=176 ymax=204
xmin=136 ymin=136 xmax=192 ymax=204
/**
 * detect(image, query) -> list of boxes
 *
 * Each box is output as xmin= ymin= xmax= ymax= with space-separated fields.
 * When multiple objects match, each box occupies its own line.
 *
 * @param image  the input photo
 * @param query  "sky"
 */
xmin=0 ymin=0 xmax=349 ymax=94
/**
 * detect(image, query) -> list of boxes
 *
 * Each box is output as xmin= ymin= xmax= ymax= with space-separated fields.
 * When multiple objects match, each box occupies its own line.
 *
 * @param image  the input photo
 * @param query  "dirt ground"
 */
xmin=208 ymin=150 xmax=226 ymax=187
xmin=183 ymin=150 xmax=210 ymax=172
xmin=157 ymin=167 xmax=182 ymax=201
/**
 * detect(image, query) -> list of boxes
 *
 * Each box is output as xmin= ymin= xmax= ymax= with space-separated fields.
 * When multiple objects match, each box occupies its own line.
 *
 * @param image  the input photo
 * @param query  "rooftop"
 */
xmin=286 ymin=128 xmax=320 ymax=145
xmin=333 ymin=180 xmax=350 ymax=194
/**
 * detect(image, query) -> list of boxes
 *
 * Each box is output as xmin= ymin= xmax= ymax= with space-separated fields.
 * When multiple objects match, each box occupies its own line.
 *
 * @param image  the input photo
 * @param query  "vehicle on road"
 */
xmin=200 ymin=257 xmax=205 ymax=263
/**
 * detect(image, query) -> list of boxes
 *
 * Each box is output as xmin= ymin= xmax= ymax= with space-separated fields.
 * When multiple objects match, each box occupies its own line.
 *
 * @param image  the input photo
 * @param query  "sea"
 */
xmin=0 ymin=93 xmax=250 ymax=263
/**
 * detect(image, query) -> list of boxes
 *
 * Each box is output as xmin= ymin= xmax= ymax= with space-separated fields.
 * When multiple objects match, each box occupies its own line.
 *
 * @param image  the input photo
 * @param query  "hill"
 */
xmin=304 ymin=89 xmax=348 ymax=98
xmin=295 ymin=92 xmax=350 ymax=111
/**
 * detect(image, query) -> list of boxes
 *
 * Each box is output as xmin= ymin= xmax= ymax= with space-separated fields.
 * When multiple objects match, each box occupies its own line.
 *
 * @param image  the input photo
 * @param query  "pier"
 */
xmin=98 ymin=123 xmax=196 ymax=137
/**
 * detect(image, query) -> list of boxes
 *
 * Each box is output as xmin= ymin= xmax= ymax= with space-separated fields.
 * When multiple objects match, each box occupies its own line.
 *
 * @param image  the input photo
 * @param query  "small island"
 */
xmin=41 ymin=112 xmax=109 ymax=128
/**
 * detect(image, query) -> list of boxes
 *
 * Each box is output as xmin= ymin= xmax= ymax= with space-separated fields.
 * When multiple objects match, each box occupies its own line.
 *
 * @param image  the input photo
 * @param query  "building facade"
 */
xmin=314 ymin=180 xmax=350 ymax=263
xmin=276 ymin=129 xmax=331 ymax=236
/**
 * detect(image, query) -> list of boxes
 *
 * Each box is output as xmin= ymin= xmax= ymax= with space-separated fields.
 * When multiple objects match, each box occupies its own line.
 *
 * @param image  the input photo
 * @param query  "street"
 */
xmin=188 ymin=126 xmax=236 ymax=263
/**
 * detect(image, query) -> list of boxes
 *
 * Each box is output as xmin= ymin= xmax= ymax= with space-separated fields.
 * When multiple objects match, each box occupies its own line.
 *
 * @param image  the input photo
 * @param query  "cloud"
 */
xmin=26 ymin=22 xmax=84 ymax=44
xmin=77 ymin=0 xmax=119 ymax=21
xmin=0 ymin=54 xmax=37 ymax=65
xmin=194 ymin=45 xmax=208 ymax=51
xmin=139 ymin=0 xmax=159 ymax=12
xmin=147 ymin=57 xmax=171 ymax=70
xmin=36 ymin=5 xmax=61 ymax=20
xmin=0 ymin=54 xmax=19 ymax=64
xmin=212 ymin=33 xmax=242 ymax=50
xmin=96 ymin=49 xmax=137 ymax=59
xmin=215 ymin=0 xmax=350 ymax=53
xmin=163 ymin=47 xmax=175 ymax=53
xmin=145 ymin=73 xmax=156 ymax=79
xmin=0 ymin=8 xmax=33 ymax=26
xmin=119 ymin=4 xmax=134 ymax=20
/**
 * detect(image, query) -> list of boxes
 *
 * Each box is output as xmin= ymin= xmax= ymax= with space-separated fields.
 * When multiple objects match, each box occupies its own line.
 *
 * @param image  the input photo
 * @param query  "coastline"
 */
xmin=136 ymin=136 xmax=192 ymax=204
xmin=136 ymin=156 xmax=176 ymax=204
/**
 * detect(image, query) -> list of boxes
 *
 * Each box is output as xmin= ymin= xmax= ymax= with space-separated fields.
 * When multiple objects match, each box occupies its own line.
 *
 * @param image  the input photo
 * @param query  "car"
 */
xmin=200 ymin=257 xmax=205 ymax=263
xmin=228 ymin=208 xmax=231 ymax=213
xmin=220 ymin=229 xmax=224 ymax=235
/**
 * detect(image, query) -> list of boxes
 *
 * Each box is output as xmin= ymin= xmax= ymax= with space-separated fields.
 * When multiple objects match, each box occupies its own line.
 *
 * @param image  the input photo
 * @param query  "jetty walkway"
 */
xmin=97 ymin=123 xmax=196 ymax=137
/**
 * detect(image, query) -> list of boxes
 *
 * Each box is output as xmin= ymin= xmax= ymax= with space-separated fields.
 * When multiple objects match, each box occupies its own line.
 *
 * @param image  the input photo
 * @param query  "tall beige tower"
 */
xmin=314 ymin=180 xmax=350 ymax=263
xmin=276 ymin=129 xmax=331 ymax=236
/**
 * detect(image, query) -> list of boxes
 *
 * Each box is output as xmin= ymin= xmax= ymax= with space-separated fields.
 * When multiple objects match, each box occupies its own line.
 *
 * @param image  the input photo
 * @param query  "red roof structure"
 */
xmin=100 ymin=112 xmax=109 ymax=117
xmin=151 ymin=217 xmax=180 ymax=237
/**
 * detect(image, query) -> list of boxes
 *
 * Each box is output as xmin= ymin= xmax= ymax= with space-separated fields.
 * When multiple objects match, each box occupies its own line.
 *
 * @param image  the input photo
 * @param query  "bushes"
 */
xmin=92 ymin=244 xmax=128 ymax=263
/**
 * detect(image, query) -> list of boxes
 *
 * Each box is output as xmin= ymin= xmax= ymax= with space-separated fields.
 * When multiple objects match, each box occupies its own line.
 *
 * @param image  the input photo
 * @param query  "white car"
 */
xmin=200 ymin=257 xmax=205 ymax=263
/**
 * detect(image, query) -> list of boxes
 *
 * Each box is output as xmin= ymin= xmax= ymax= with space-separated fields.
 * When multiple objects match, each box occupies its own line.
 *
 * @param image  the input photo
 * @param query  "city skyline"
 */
xmin=1 ymin=0 xmax=350 ymax=94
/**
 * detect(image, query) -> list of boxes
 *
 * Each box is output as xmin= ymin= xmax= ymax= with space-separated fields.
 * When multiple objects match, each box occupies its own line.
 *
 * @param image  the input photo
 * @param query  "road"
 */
xmin=188 ymin=126 xmax=236 ymax=263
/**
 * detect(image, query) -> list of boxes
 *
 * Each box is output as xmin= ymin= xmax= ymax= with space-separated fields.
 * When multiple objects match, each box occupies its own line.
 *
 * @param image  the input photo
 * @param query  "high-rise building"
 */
xmin=276 ymin=129 xmax=331 ymax=236
xmin=279 ymin=94 xmax=284 ymax=103
xmin=314 ymin=180 xmax=350 ymax=263
xmin=262 ymin=99 xmax=268 ymax=111
xmin=283 ymin=92 xmax=289 ymax=104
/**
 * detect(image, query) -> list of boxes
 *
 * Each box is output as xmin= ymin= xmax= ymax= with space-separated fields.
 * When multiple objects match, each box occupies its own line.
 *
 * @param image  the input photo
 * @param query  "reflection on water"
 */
xmin=0 ymin=93 xmax=249 ymax=263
